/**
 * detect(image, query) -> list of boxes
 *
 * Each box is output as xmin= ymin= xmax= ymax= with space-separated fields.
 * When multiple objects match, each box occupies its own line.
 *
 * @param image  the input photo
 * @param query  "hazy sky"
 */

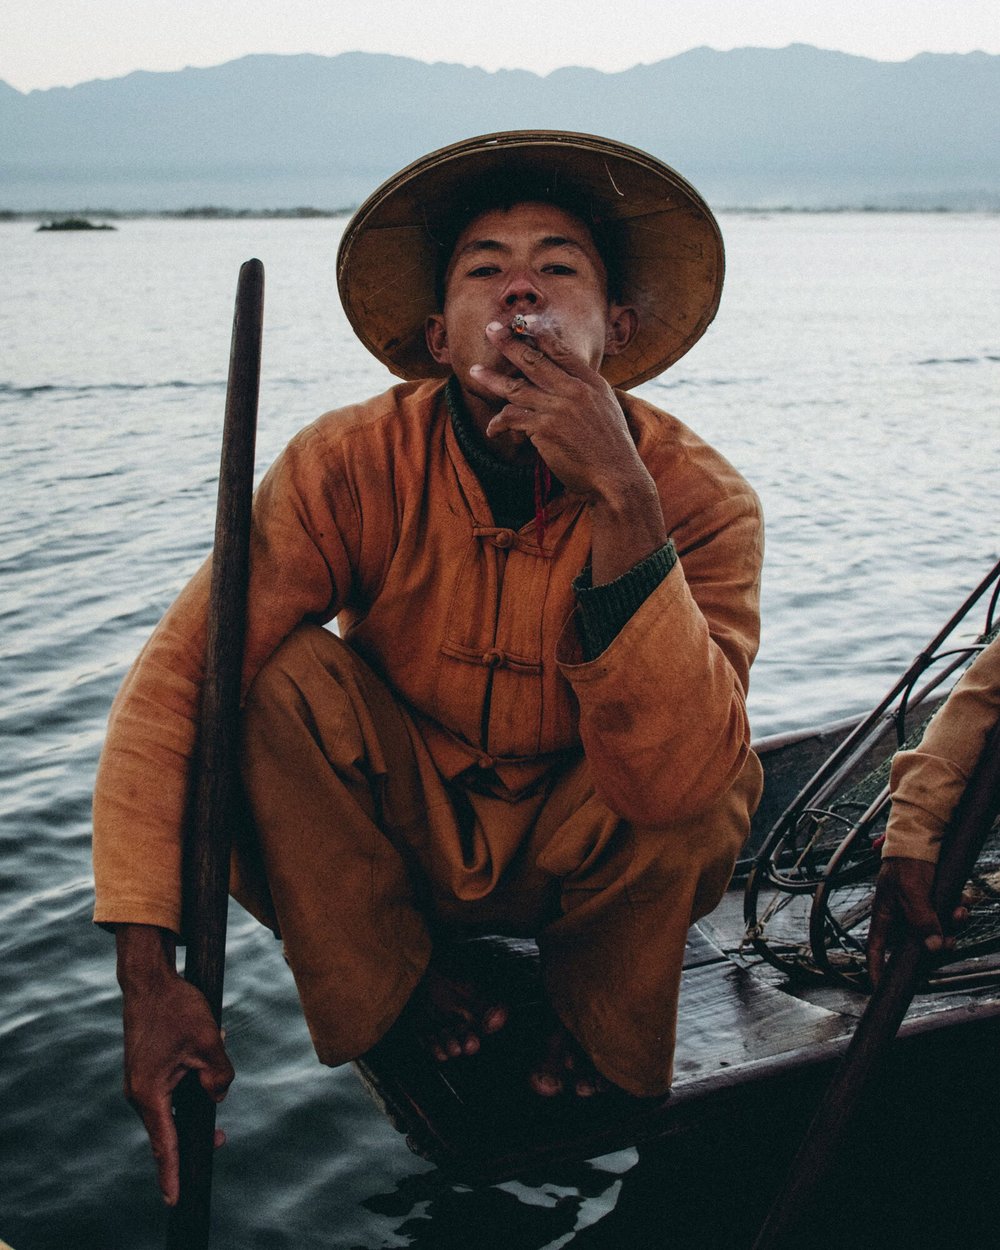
xmin=5 ymin=0 xmax=998 ymax=92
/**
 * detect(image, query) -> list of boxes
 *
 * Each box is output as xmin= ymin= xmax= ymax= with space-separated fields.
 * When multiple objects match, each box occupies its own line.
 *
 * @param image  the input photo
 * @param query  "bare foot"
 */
xmin=530 ymin=1023 xmax=610 ymax=1098
xmin=412 ymin=961 xmax=508 ymax=1062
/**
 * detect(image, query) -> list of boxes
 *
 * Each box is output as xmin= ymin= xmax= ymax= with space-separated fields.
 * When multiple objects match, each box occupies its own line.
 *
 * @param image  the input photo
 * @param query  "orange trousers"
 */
xmin=237 ymin=625 xmax=757 ymax=1096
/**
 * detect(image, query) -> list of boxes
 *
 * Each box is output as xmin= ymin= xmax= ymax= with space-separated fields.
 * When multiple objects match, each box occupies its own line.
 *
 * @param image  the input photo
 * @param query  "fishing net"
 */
xmin=743 ymin=560 xmax=1000 ymax=991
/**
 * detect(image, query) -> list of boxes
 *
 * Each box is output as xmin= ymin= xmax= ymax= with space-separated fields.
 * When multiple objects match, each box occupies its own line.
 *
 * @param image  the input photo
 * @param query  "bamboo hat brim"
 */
xmin=336 ymin=130 xmax=724 ymax=391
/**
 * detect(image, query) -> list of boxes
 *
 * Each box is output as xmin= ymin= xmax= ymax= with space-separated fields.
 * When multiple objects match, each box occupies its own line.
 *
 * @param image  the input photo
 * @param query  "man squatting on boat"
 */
xmin=92 ymin=132 xmax=767 ymax=1205
xmin=868 ymin=634 xmax=1000 ymax=983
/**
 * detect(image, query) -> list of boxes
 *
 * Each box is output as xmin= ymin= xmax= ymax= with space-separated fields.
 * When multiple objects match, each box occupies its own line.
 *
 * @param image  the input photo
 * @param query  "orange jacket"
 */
xmin=883 ymin=635 xmax=1000 ymax=863
xmin=93 ymin=379 xmax=764 ymax=932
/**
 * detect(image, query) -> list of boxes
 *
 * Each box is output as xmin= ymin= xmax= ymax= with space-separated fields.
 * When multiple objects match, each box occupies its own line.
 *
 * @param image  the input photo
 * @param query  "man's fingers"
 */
xmin=866 ymin=935 xmax=885 ymax=985
xmin=941 ymin=901 xmax=971 ymax=952
xmin=899 ymin=893 xmax=944 ymax=948
xmin=484 ymin=404 xmax=538 ymax=441
xmin=139 ymin=1093 xmax=180 ymax=1206
xmin=470 ymin=362 xmax=542 ymax=408
xmin=194 ymin=1037 xmax=236 ymax=1102
xmin=138 ymin=1046 xmax=231 ymax=1205
xmin=866 ymin=856 xmax=980 ymax=986
xmin=866 ymin=904 xmax=890 ymax=985
xmin=138 ymin=1074 xmax=228 ymax=1206
xmin=197 ymin=1063 xmax=234 ymax=1102
xmin=484 ymin=318 xmax=595 ymax=387
xmin=494 ymin=315 xmax=594 ymax=379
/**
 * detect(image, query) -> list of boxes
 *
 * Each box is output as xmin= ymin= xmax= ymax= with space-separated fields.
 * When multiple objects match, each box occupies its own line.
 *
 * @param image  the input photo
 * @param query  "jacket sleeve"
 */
xmin=92 ymin=424 xmax=357 ymax=934
xmin=556 ymin=482 xmax=763 ymax=827
xmin=882 ymin=635 xmax=1000 ymax=863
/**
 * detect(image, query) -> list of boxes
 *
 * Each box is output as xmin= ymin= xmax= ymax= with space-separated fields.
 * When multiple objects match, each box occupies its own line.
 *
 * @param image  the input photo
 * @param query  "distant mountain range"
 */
xmin=2 ymin=46 xmax=998 ymax=211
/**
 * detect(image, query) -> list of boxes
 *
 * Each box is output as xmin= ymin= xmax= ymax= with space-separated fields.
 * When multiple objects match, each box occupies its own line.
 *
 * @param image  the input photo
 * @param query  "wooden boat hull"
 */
xmin=353 ymin=720 xmax=1000 ymax=1184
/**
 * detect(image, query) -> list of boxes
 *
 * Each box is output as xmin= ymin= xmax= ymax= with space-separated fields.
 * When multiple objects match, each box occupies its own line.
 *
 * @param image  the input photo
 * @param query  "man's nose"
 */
xmin=501 ymin=271 xmax=542 ymax=308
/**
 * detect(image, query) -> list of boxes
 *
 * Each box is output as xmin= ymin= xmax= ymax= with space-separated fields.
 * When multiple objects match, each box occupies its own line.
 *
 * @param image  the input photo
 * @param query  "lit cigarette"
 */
xmin=510 ymin=312 xmax=559 ymax=340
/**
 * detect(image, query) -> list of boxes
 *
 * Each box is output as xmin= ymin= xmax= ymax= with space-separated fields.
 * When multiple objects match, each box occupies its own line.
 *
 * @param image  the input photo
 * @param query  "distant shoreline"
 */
xmin=0 ymin=207 xmax=355 ymax=222
xmin=3 ymin=204 xmax=998 ymax=223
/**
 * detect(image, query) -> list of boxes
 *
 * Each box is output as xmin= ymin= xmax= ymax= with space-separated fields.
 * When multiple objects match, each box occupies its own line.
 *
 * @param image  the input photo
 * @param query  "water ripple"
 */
xmin=0 ymin=378 xmax=223 ymax=399
xmin=916 ymin=353 xmax=999 ymax=366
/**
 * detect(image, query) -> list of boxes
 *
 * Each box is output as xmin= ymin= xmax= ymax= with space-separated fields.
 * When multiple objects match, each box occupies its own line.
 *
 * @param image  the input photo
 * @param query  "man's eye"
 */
xmin=468 ymin=265 xmax=501 ymax=278
xmin=543 ymin=264 xmax=576 ymax=276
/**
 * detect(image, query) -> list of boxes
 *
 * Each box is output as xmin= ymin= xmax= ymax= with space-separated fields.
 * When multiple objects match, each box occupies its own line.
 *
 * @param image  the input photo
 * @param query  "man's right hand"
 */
xmin=115 ymin=924 xmax=235 ymax=1205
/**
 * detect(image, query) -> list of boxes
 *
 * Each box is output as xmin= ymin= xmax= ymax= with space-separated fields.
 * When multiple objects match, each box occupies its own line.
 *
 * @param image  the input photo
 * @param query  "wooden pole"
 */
xmin=752 ymin=713 xmax=1000 ymax=1250
xmin=166 ymin=259 xmax=263 ymax=1250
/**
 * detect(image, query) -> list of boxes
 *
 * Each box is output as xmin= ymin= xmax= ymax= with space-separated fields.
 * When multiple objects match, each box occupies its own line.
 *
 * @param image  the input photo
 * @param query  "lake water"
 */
xmin=1 ymin=212 xmax=998 ymax=1249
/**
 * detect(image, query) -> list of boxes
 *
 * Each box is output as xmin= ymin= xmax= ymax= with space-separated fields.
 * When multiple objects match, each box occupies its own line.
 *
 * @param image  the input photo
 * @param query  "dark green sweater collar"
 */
xmin=445 ymin=377 xmax=538 ymax=531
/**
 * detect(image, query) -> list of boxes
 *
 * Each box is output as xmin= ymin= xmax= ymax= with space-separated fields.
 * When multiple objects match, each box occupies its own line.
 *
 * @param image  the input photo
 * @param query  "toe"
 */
xmin=414 ymin=960 xmax=510 ymax=1063
xmin=530 ymin=1068 xmax=563 ymax=1097
xmin=574 ymin=1073 xmax=607 ymax=1098
xmin=480 ymin=1004 xmax=508 ymax=1035
xmin=530 ymin=1024 xmax=610 ymax=1100
xmin=530 ymin=1029 xmax=569 ymax=1097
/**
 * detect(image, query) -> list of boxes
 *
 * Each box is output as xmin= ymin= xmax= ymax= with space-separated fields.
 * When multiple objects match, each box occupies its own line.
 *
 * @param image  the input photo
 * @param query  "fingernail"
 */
xmin=486 ymin=321 xmax=503 ymax=333
xmin=469 ymin=363 xmax=483 ymax=374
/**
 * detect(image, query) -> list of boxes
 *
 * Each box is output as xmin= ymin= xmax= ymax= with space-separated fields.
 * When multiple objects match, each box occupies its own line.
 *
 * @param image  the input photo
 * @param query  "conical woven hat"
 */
xmin=337 ymin=130 xmax=724 ymax=391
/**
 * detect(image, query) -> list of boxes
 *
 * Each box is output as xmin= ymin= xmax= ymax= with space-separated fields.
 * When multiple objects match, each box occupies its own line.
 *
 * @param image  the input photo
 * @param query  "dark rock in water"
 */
xmin=36 ymin=217 xmax=116 ymax=232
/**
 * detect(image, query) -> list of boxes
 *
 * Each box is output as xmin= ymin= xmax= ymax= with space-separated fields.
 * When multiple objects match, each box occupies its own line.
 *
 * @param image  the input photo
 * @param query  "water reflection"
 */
xmin=361 ymin=1154 xmax=631 ymax=1249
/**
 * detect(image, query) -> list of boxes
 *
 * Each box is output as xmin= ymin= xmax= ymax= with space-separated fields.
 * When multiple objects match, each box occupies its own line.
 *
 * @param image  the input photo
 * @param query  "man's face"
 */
xmin=425 ymin=202 xmax=631 ymax=406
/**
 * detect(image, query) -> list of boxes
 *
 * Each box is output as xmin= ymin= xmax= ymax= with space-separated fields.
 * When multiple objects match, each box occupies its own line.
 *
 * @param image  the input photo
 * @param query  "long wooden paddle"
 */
xmin=752 ymin=709 xmax=1000 ymax=1249
xmin=166 ymin=259 xmax=263 ymax=1249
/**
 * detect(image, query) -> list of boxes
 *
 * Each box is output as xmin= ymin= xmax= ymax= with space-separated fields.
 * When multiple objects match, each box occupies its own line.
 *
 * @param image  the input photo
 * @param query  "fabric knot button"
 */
xmin=493 ymin=530 xmax=515 ymax=549
xmin=481 ymin=649 xmax=504 ymax=668
xmin=476 ymin=755 xmax=494 ymax=770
